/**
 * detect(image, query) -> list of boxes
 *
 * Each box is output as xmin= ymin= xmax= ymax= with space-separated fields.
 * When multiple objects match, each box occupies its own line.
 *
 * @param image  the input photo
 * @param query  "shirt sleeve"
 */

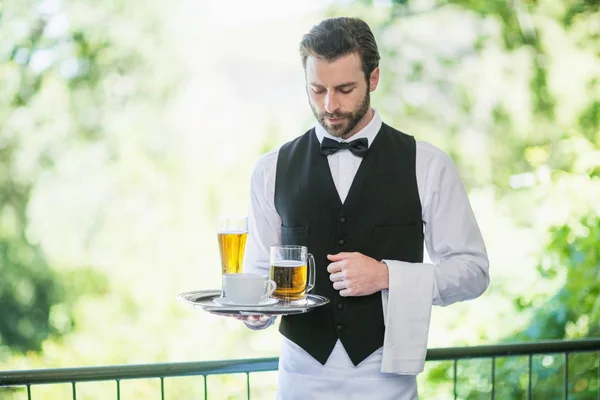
xmin=240 ymin=151 xmax=282 ymax=330
xmin=243 ymin=150 xmax=282 ymax=277
xmin=392 ymin=142 xmax=490 ymax=307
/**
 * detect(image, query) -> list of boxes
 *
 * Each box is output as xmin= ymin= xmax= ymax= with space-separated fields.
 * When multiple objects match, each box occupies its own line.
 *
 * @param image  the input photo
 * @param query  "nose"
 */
xmin=324 ymin=91 xmax=340 ymax=114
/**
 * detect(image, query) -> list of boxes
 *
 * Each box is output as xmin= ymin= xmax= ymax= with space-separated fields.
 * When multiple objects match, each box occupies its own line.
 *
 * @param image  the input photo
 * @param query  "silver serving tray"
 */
xmin=178 ymin=289 xmax=329 ymax=316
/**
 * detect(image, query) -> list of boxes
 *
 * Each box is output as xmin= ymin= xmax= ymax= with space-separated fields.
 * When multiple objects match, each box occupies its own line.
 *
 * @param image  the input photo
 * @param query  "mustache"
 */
xmin=319 ymin=111 xmax=352 ymax=119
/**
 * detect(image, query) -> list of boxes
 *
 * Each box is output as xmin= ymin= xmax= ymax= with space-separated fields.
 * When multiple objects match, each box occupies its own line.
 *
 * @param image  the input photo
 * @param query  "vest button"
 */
xmin=336 ymin=324 xmax=343 ymax=331
xmin=339 ymin=217 xmax=346 ymax=224
xmin=337 ymin=303 xmax=344 ymax=310
xmin=338 ymin=239 xmax=345 ymax=246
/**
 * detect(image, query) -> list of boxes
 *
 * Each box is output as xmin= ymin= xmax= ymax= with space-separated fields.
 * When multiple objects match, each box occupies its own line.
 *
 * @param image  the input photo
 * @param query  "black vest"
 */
xmin=274 ymin=123 xmax=423 ymax=366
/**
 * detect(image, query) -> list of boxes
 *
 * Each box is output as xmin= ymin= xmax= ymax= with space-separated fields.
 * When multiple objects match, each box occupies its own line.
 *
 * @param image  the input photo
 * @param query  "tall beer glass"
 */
xmin=217 ymin=216 xmax=248 ymax=275
xmin=270 ymin=245 xmax=315 ymax=302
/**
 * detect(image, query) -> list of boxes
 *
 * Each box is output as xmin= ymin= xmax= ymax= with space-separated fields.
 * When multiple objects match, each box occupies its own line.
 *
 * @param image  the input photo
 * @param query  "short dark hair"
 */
xmin=299 ymin=17 xmax=380 ymax=81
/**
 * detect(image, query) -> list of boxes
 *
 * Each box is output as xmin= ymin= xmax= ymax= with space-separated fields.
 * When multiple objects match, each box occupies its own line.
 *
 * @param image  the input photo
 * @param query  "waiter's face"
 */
xmin=305 ymin=52 xmax=379 ymax=139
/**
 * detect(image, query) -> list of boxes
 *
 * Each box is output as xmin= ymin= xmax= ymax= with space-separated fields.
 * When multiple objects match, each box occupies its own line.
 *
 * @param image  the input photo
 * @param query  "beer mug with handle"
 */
xmin=269 ymin=245 xmax=315 ymax=303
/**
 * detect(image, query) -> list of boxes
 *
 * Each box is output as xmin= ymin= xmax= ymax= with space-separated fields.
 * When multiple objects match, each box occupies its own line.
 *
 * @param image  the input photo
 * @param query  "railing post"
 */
xmin=528 ymin=354 xmax=532 ymax=400
xmin=246 ymin=372 xmax=251 ymax=399
xmin=491 ymin=356 xmax=495 ymax=400
xmin=203 ymin=375 xmax=208 ymax=400
xmin=116 ymin=379 xmax=120 ymax=400
xmin=563 ymin=353 xmax=569 ymax=400
xmin=71 ymin=381 xmax=76 ymax=400
xmin=453 ymin=359 xmax=457 ymax=400
xmin=27 ymin=384 xmax=31 ymax=400
xmin=160 ymin=377 xmax=165 ymax=400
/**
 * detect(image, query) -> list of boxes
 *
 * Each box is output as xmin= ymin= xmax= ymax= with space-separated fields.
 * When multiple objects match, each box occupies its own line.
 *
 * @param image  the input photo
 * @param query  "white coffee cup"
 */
xmin=222 ymin=273 xmax=277 ymax=305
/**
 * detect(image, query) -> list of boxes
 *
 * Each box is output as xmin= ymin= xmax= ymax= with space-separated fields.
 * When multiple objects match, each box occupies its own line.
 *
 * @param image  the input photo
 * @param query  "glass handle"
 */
xmin=307 ymin=253 xmax=316 ymax=293
xmin=264 ymin=280 xmax=277 ymax=298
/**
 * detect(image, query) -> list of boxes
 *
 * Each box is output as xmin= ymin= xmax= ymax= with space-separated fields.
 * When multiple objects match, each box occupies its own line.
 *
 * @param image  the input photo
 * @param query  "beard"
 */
xmin=310 ymin=89 xmax=371 ymax=139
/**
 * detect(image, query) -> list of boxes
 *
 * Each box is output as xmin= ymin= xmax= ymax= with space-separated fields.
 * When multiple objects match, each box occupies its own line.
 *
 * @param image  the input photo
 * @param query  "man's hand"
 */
xmin=327 ymin=252 xmax=389 ymax=297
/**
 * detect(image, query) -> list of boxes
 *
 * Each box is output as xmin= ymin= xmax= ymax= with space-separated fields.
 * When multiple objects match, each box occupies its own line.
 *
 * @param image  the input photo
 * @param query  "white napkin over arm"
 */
xmin=380 ymin=143 xmax=490 ymax=375
xmin=381 ymin=260 xmax=434 ymax=374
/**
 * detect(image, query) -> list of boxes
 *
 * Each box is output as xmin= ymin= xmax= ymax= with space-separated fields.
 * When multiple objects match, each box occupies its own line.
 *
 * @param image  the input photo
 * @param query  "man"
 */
xmin=241 ymin=17 xmax=489 ymax=399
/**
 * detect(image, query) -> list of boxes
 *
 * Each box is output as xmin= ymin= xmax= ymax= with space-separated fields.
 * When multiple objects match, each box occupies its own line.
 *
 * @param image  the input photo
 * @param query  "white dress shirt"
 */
xmin=244 ymin=109 xmax=490 ymax=399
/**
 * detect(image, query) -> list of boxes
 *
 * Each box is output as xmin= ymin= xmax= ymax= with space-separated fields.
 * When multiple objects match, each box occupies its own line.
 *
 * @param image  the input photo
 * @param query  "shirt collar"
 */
xmin=314 ymin=108 xmax=382 ymax=148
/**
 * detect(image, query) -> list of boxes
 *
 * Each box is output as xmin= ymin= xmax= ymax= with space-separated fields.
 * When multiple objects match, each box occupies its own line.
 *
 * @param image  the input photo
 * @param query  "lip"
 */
xmin=328 ymin=117 xmax=345 ymax=124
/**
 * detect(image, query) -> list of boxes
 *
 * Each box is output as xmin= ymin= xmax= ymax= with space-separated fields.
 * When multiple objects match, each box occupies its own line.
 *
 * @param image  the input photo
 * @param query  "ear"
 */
xmin=369 ymin=67 xmax=380 ymax=92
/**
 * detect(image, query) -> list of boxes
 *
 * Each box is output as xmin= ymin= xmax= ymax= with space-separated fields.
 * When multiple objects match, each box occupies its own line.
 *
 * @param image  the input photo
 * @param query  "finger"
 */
xmin=326 ymin=260 xmax=345 ymax=273
xmin=259 ymin=315 xmax=271 ymax=323
xmin=329 ymin=271 xmax=345 ymax=282
xmin=238 ymin=314 xmax=261 ymax=320
xmin=339 ymin=288 xmax=353 ymax=297
xmin=332 ymin=280 xmax=346 ymax=291
xmin=327 ymin=252 xmax=355 ymax=262
xmin=233 ymin=314 xmax=263 ymax=321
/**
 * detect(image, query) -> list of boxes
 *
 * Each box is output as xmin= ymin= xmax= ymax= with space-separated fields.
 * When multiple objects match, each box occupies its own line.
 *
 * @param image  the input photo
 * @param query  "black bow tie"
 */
xmin=320 ymin=137 xmax=369 ymax=158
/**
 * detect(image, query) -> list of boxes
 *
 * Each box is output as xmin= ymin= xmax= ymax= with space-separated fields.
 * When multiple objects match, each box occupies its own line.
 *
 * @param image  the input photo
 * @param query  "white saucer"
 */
xmin=213 ymin=297 xmax=278 ymax=307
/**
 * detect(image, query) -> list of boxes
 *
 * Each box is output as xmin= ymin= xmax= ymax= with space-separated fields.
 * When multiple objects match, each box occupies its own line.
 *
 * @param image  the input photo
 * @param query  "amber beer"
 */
xmin=270 ymin=261 xmax=308 ymax=301
xmin=269 ymin=245 xmax=315 ymax=302
xmin=218 ymin=231 xmax=248 ymax=274
xmin=217 ymin=216 xmax=248 ymax=275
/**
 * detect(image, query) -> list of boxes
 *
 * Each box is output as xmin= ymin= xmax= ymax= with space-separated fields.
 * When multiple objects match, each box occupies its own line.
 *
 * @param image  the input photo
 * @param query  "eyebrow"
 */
xmin=309 ymin=82 xmax=357 ymax=90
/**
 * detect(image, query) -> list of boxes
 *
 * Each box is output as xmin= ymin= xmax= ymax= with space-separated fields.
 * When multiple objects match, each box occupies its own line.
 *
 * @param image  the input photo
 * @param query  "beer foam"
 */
xmin=273 ymin=260 xmax=305 ymax=267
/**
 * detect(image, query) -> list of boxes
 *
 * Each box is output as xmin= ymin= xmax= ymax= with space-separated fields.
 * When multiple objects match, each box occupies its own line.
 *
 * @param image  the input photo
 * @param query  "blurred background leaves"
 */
xmin=1 ymin=0 xmax=599 ymax=398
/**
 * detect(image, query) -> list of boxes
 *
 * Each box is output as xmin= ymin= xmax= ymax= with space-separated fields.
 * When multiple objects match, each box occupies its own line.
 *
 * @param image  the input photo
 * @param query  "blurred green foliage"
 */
xmin=0 ymin=0 xmax=599 ymax=398
xmin=0 ymin=0 xmax=146 ymax=357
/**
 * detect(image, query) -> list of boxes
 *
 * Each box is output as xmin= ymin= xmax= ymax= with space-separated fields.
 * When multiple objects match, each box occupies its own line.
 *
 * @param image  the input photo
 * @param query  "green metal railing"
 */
xmin=0 ymin=357 xmax=279 ymax=399
xmin=1 ymin=339 xmax=599 ymax=399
